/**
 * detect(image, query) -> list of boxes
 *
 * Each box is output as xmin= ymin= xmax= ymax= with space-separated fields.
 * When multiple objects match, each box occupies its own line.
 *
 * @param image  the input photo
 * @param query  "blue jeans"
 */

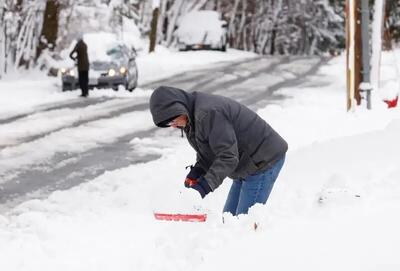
xmin=223 ymin=156 xmax=285 ymax=216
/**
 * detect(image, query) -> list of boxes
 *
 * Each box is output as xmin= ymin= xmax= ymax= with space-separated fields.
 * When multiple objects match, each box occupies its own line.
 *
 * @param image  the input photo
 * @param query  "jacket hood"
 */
xmin=149 ymin=86 xmax=195 ymax=127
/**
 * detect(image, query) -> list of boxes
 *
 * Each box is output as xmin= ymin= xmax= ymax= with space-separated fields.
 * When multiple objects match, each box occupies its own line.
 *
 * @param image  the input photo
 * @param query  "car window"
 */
xmin=106 ymin=47 xmax=124 ymax=60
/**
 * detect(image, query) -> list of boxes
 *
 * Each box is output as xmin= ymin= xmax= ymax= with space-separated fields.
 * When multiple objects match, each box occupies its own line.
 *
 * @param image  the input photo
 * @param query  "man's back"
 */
xmin=192 ymin=91 xmax=288 ymax=181
xmin=70 ymin=40 xmax=89 ymax=71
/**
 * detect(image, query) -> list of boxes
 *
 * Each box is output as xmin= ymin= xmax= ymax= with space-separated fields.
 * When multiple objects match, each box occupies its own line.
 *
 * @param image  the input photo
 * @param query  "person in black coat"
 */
xmin=150 ymin=86 xmax=288 ymax=216
xmin=70 ymin=38 xmax=89 ymax=97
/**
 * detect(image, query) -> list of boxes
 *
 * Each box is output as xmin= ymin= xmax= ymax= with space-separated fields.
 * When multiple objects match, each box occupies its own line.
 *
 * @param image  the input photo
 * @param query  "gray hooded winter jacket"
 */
xmin=149 ymin=86 xmax=288 ymax=191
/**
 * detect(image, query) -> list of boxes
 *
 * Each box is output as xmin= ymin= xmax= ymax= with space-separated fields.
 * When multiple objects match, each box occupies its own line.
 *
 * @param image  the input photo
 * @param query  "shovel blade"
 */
xmin=154 ymin=213 xmax=207 ymax=222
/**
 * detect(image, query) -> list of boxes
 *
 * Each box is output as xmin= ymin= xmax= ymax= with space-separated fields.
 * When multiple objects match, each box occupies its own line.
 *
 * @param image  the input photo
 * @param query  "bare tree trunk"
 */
xmin=165 ymin=0 xmax=184 ymax=46
xmin=157 ymin=0 xmax=167 ymax=42
xmin=238 ymin=0 xmax=247 ymax=50
xmin=228 ymin=0 xmax=240 ymax=47
xmin=36 ymin=0 xmax=60 ymax=60
xmin=139 ymin=0 xmax=146 ymax=25
xmin=149 ymin=6 xmax=159 ymax=52
xmin=383 ymin=4 xmax=392 ymax=50
xmin=187 ymin=0 xmax=208 ymax=12
xmin=270 ymin=0 xmax=282 ymax=55
xmin=270 ymin=22 xmax=277 ymax=54
xmin=213 ymin=0 xmax=221 ymax=11
xmin=0 ymin=5 xmax=5 ymax=77
xmin=14 ymin=0 xmax=25 ymax=67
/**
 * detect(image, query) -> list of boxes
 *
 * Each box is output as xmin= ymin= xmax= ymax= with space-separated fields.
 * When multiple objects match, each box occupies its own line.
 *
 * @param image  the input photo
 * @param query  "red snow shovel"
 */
xmin=154 ymin=212 xmax=207 ymax=222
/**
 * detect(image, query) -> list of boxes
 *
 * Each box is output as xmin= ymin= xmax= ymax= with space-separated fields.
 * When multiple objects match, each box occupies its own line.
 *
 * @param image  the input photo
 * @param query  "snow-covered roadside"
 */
xmin=0 ymin=50 xmax=400 ymax=270
xmin=260 ymin=54 xmax=400 ymax=150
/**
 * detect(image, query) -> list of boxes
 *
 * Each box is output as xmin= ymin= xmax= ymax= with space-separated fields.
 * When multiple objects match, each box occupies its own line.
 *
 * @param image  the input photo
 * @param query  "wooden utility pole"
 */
xmin=354 ymin=0 xmax=362 ymax=106
xmin=346 ymin=0 xmax=362 ymax=111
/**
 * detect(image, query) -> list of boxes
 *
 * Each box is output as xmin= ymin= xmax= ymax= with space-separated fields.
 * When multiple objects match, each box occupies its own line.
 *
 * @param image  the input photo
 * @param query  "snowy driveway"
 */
xmin=0 ymin=56 xmax=327 ymax=210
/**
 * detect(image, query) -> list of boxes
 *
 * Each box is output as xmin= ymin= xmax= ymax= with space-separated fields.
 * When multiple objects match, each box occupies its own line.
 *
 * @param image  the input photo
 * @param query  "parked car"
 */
xmin=60 ymin=33 xmax=138 ymax=92
xmin=175 ymin=10 xmax=228 ymax=52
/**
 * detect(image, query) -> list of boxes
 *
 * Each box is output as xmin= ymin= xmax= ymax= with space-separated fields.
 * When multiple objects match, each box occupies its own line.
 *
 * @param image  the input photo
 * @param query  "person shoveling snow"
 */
xmin=149 ymin=86 xmax=288 ymax=217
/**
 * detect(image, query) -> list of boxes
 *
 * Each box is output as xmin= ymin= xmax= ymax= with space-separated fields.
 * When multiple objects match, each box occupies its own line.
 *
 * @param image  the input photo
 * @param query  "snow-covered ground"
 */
xmin=0 ymin=47 xmax=400 ymax=270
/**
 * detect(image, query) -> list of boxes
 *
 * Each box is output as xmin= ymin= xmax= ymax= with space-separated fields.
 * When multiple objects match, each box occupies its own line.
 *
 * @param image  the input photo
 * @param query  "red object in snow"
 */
xmin=154 ymin=213 xmax=207 ymax=222
xmin=384 ymin=96 xmax=398 ymax=108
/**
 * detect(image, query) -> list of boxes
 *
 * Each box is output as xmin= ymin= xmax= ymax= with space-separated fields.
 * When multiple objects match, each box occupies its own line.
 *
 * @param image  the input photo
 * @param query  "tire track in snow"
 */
xmin=0 ymin=110 xmax=154 ymax=175
xmin=240 ymin=57 xmax=329 ymax=108
xmin=0 ymin=129 xmax=159 ymax=208
xmin=0 ymin=96 xmax=115 ymax=125
xmin=140 ymin=56 xmax=260 ymax=89
xmin=0 ymin=98 xmax=148 ymax=148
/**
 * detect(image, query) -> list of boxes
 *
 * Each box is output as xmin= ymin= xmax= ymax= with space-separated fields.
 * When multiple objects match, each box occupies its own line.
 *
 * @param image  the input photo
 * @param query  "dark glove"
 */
xmin=186 ymin=166 xmax=206 ymax=181
xmin=184 ymin=176 xmax=212 ymax=198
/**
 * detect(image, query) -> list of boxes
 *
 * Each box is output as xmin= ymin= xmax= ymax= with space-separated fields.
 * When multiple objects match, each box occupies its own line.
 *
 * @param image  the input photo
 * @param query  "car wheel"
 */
xmin=62 ymin=83 xmax=68 ymax=92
